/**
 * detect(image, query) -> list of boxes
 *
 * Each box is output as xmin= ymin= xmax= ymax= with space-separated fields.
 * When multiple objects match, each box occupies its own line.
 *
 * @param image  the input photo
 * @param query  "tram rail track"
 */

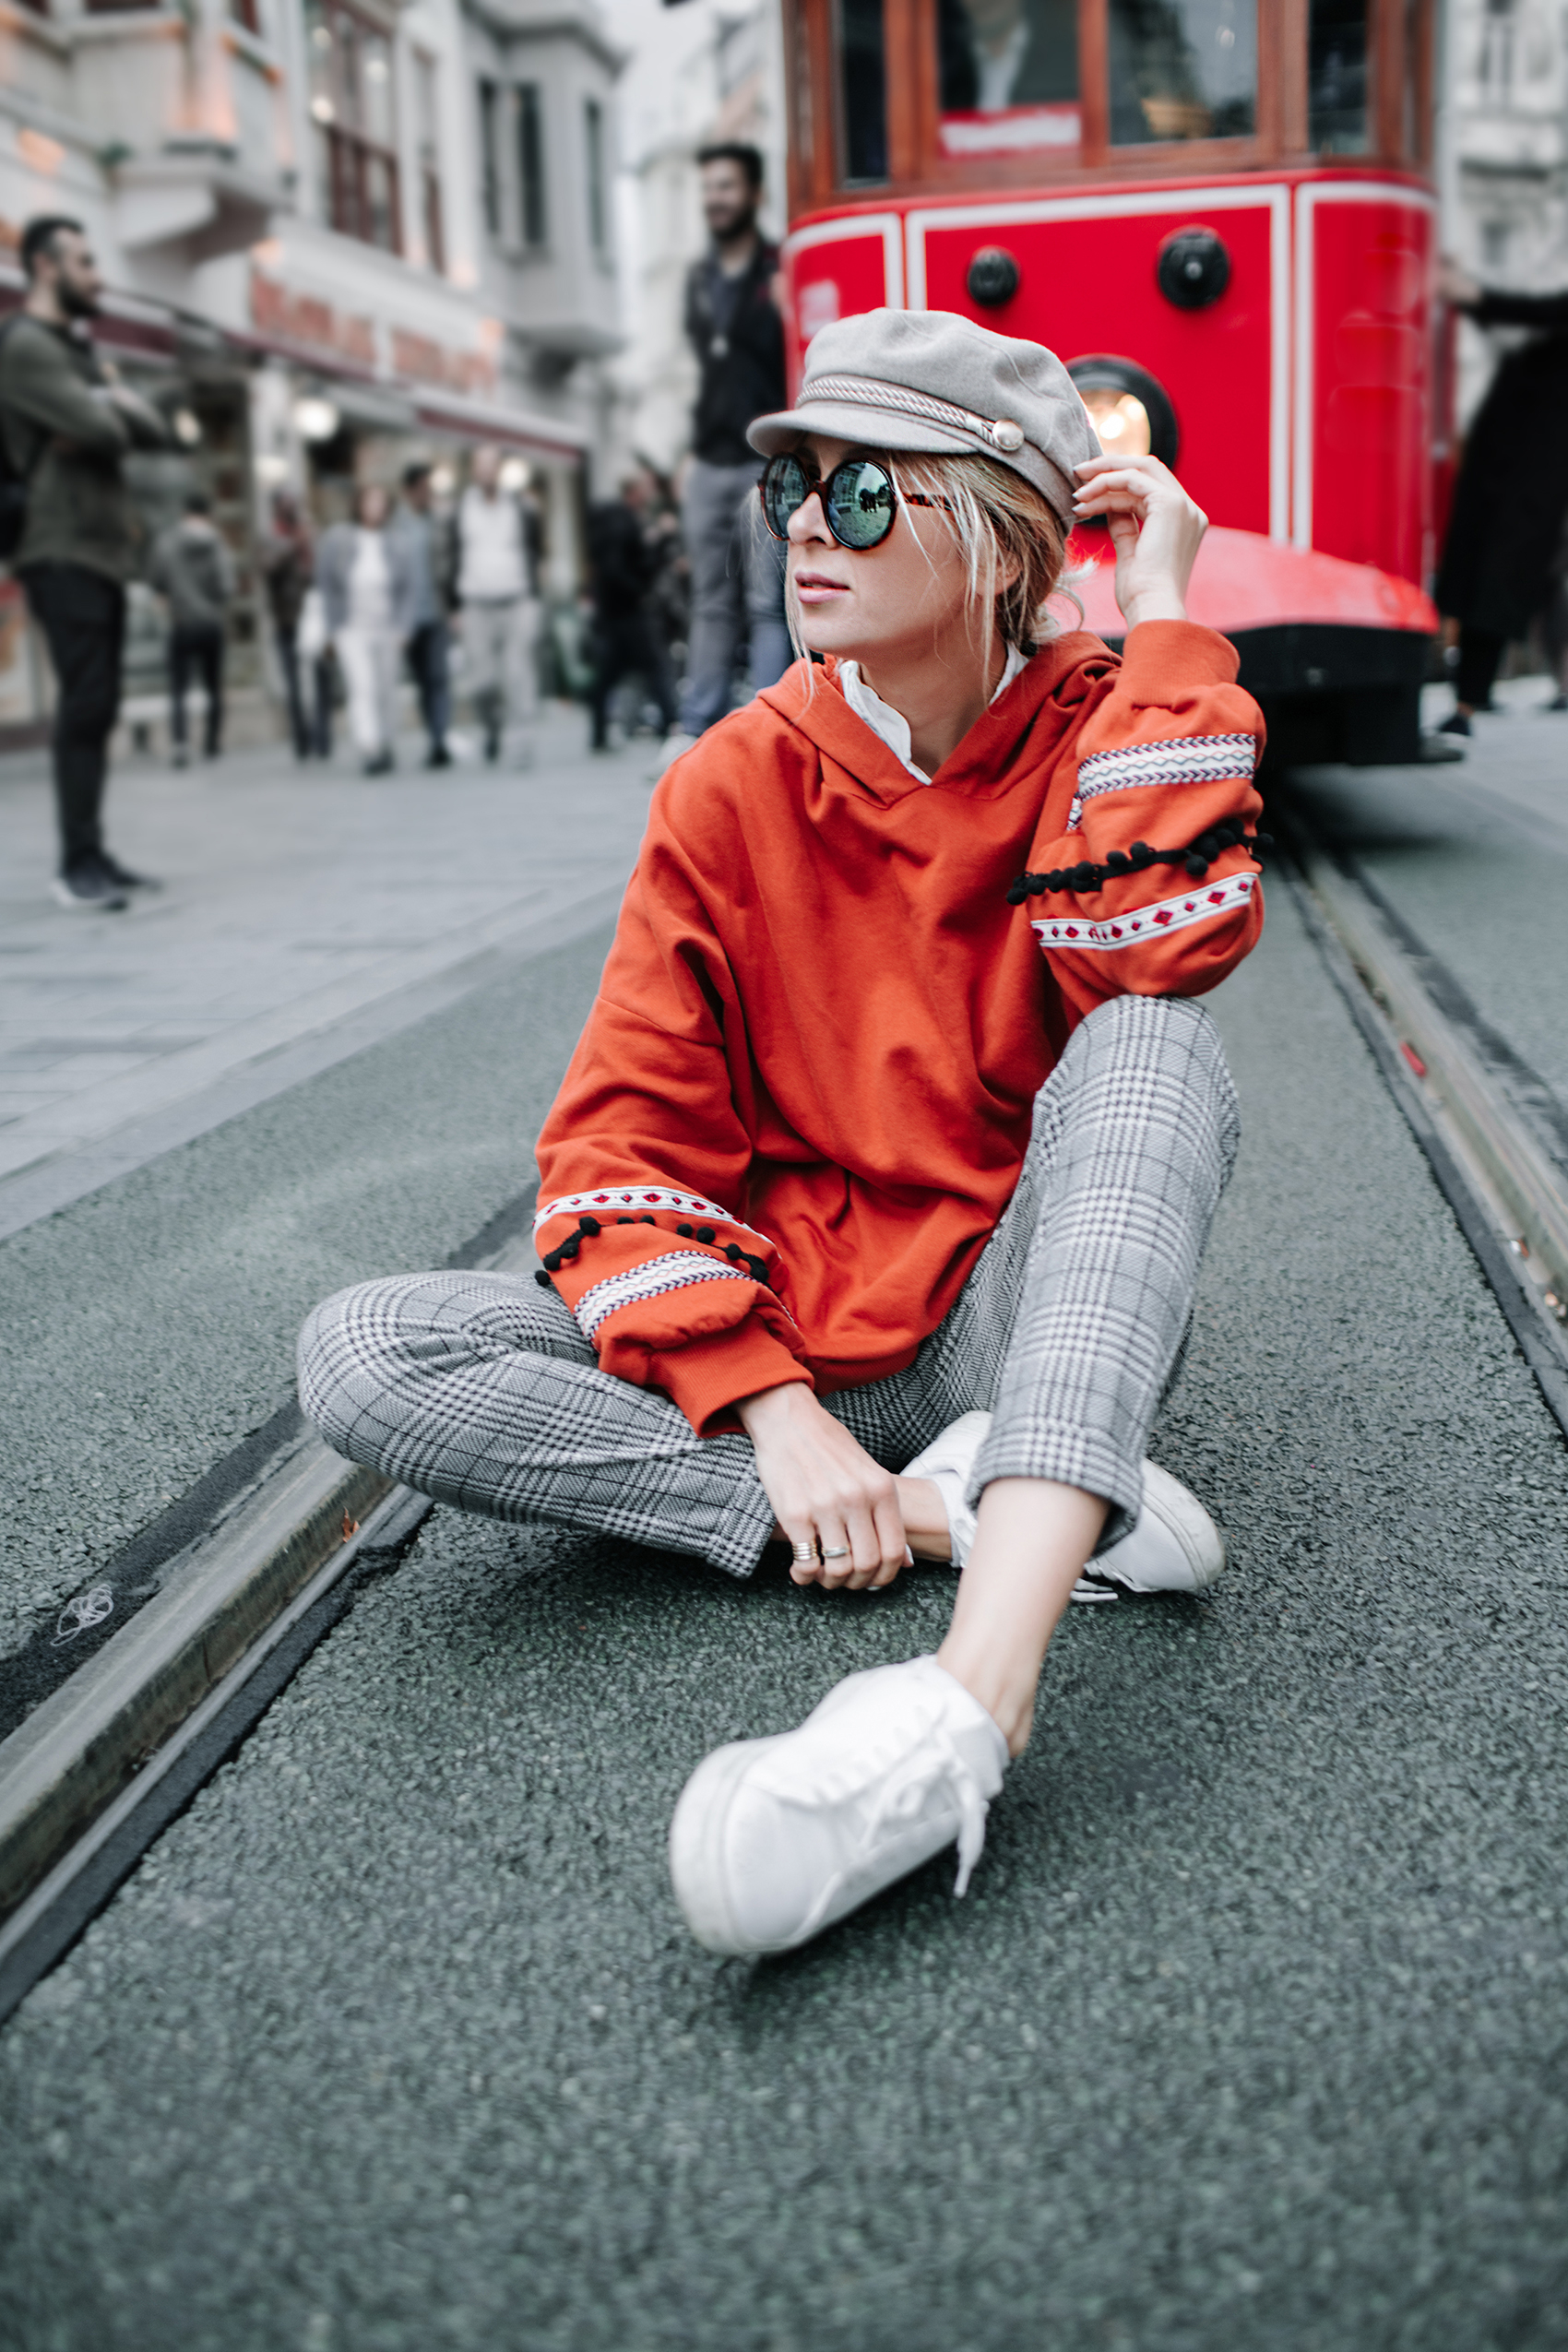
xmin=4 ymin=801 xmax=1567 ymax=2026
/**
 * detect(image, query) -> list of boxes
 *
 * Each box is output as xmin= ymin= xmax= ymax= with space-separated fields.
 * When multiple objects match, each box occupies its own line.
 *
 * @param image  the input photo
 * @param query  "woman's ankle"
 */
xmin=935 ymin=1637 xmax=1038 ymax=1754
xmin=933 ymin=1477 xmax=1110 ymax=1757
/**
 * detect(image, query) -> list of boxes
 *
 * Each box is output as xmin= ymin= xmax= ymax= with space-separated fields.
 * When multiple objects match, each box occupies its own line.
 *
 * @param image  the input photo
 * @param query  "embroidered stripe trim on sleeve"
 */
xmin=1074 ymin=731 xmax=1258 ymax=808
xmin=534 ymin=1185 xmax=775 ymax=1246
xmin=573 ymin=1253 xmax=754 ymax=1344
xmin=1031 ymin=870 xmax=1256 ymax=953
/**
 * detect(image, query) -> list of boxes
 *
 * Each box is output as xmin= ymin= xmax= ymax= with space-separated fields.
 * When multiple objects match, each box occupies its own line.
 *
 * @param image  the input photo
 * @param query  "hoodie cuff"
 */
xmin=650 ymin=1323 xmax=814 ymax=1438
xmin=1117 ymin=619 xmax=1240 ymax=699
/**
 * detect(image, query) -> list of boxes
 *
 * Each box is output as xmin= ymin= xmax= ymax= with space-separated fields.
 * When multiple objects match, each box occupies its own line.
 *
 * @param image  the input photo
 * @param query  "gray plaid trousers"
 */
xmin=298 ymin=994 xmax=1240 ymax=1577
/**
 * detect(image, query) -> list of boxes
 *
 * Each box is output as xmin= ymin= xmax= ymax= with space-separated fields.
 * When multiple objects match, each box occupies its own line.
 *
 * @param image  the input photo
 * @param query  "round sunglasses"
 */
xmin=758 ymin=451 xmax=947 ymax=552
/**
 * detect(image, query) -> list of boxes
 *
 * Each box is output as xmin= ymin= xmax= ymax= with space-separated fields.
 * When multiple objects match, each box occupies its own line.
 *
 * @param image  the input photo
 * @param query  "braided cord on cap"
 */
xmin=801 ymin=374 xmax=1026 ymax=456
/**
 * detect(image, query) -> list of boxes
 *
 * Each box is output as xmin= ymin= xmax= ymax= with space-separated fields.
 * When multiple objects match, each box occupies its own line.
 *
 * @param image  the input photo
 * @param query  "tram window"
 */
xmin=1308 ymin=0 xmax=1369 ymax=150
xmin=1108 ymin=0 xmax=1256 ymax=143
xmin=838 ymin=0 xmax=889 ymax=182
xmin=937 ymin=0 xmax=1080 ymax=160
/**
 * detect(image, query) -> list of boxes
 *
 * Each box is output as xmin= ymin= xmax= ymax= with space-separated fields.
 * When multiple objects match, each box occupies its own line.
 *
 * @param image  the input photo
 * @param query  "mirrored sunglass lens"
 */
xmin=766 ymin=456 xmax=811 ymax=535
xmin=826 ymin=461 xmax=894 ymax=548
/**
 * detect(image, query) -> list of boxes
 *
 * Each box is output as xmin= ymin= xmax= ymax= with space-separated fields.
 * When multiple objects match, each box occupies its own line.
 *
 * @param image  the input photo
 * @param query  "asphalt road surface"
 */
xmin=5 ymin=871 xmax=1568 ymax=2351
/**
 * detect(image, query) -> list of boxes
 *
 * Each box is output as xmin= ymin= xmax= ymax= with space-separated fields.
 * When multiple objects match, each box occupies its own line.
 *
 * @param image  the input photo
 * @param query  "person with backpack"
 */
xmin=0 ymin=215 xmax=170 ymax=909
xmin=149 ymin=492 xmax=236 ymax=766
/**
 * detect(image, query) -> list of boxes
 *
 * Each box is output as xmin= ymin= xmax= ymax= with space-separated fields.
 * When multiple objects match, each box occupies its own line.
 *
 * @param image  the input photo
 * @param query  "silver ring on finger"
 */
xmin=821 ymin=1545 xmax=850 ymax=1560
xmin=791 ymin=1540 xmax=817 ymax=1562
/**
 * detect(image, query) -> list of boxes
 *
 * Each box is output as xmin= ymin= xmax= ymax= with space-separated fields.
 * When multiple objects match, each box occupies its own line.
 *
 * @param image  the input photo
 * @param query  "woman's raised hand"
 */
xmin=736 ymin=1383 xmax=909 ymax=1591
xmin=1071 ymin=453 xmax=1207 ymax=635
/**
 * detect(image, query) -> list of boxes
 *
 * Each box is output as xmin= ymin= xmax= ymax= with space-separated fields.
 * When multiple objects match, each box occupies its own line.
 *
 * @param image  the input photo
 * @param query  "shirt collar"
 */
xmin=837 ymin=642 xmax=1029 ymax=784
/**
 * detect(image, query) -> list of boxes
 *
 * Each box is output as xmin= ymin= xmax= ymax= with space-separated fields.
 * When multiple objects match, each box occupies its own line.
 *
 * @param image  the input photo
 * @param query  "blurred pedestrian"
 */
xmin=662 ymin=143 xmax=790 ymax=766
xmin=586 ymin=469 xmax=681 ymax=753
xmin=150 ymin=491 xmax=235 ymax=766
xmin=1435 ymin=257 xmax=1568 ymax=736
xmin=393 ymin=461 xmax=456 ymax=768
xmin=317 ymin=484 xmax=416 ymax=775
xmin=456 ymin=445 xmax=540 ymax=767
xmin=0 ymin=214 xmax=170 ymax=909
xmin=259 ymin=490 xmax=315 ymax=759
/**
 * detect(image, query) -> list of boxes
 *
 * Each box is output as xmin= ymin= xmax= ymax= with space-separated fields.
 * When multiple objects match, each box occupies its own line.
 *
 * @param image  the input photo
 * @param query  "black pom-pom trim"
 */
xmin=695 ymin=1225 xmax=716 ymax=1243
xmin=1006 ymin=818 xmax=1269 ymax=905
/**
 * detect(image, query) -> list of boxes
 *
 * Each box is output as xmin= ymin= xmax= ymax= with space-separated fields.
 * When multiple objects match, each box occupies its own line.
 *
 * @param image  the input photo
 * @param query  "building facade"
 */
xmin=1442 ymin=0 xmax=1568 ymax=423
xmin=0 ymin=0 xmax=624 ymax=741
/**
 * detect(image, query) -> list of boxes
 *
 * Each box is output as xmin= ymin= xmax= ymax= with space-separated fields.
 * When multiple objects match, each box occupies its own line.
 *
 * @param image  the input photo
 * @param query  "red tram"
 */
xmin=778 ymin=0 xmax=1442 ymax=761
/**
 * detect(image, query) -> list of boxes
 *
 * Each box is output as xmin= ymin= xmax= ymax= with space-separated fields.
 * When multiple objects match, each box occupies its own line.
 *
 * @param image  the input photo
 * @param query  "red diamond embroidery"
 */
xmin=1208 ymin=890 xmax=1225 ymax=904
xmin=1153 ymin=909 xmax=1173 ymax=926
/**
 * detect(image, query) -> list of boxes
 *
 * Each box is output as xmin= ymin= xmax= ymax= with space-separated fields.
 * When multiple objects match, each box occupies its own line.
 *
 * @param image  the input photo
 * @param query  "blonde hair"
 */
xmin=894 ymin=449 xmax=1074 ymax=656
xmin=773 ymin=445 xmax=1077 ymax=672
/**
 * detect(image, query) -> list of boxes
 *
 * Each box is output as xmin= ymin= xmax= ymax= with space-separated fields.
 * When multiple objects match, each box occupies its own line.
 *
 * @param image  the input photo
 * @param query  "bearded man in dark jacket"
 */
xmin=666 ymin=143 xmax=791 ymax=761
xmin=0 ymin=216 xmax=170 ymax=909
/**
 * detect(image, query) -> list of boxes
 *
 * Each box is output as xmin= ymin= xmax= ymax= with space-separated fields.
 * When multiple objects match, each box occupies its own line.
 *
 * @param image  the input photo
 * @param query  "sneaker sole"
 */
xmin=50 ymin=880 xmax=126 ymax=912
xmin=669 ymin=1741 xmax=763 ymax=1956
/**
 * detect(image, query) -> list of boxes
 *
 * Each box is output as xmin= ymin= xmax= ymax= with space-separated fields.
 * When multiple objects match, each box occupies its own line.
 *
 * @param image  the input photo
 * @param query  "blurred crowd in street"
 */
xmin=0 ymin=141 xmax=790 ymax=910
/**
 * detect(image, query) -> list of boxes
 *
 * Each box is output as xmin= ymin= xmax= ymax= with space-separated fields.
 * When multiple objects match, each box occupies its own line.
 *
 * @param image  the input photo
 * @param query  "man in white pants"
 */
xmin=456 ymin=445 xmax=540 ymax=766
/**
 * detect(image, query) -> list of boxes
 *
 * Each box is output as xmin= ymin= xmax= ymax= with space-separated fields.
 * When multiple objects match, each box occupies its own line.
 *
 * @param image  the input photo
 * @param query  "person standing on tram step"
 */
xmin=1436 ymin=255 xmax=1568 ymax=737
xmin=0 ymin=215 xmax=171 ymax=911
xmin=150 ymin=492 xmax=235 ymax=768
xmin=455 ymin=445 xmax=541 ymax=769
xmin=393 ymin=462 xmax=457 ymax=770
xmin=657 ymin=142 xmax=792 ymax=769
xmin=299 ymin=308 xmax=1267 ymax=1959
xmin=316 ymin=484 xmax=417 ymax=776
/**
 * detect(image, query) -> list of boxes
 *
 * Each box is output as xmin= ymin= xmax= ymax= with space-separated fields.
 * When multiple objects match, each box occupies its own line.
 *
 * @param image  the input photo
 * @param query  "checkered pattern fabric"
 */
xmin=298 ymin=994 xmax=1238 ymax=1578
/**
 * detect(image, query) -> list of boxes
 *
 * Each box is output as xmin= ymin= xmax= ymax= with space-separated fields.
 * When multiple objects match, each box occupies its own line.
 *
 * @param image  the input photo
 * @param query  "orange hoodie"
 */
xmin=535 ymin=621 xmax=1265 ymax=1435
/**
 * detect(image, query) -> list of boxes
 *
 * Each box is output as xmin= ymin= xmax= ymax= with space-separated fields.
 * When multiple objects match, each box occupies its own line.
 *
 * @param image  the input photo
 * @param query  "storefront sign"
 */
xmin=389 ymin=328 xmax=498 ymax=401
xmin=249 ymin=270 xmax=375 ymax=367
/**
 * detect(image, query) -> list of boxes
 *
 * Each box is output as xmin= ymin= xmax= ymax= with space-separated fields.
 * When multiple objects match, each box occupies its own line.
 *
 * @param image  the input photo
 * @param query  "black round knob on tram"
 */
xmin=967 ymin=247 xmax=1021 ymax=308
xmin=1157 ymin=227 xmax=1231 ymax=311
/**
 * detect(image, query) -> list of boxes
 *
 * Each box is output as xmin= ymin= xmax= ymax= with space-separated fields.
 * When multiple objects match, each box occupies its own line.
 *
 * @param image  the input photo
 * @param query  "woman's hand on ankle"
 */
xmin=1070 ymin=453 xmax=1206 ymax=635
xmin=736 ymin=1382 xmax=909 ymax=1590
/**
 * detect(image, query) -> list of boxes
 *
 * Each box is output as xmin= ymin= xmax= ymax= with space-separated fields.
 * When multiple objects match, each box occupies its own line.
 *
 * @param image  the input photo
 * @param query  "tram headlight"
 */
xmin=1079 ymin=387 xmax=1152 ymax=458
xmin=1066 ymin=357 xmax=1180 ymax=471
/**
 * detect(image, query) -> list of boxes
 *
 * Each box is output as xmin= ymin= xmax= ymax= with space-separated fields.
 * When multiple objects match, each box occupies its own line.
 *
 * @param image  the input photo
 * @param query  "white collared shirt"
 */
xmin=838 ymin=641 xmax=1029 ymax=784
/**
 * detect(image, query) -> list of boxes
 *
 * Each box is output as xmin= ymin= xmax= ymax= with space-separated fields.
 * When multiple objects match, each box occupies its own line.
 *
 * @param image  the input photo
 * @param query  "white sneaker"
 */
xmin=669 ymin=1656 xmax=1008 ymax=1955
xmin=899 ymin=1414 xmax=1225 ymax=1602
xmin=1086 ymin=1457 xmax=1226 ymax=1596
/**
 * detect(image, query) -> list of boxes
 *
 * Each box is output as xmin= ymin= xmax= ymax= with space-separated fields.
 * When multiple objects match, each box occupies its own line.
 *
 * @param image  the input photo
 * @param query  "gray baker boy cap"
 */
xmin=748 ymin=307 xmax=1101 ymax=529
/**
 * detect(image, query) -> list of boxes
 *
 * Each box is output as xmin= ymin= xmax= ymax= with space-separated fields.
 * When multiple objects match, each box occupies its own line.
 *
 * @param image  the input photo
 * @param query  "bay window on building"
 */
xmin=414 ymin=50 xmax=445 ymax=271
xmin=305 ymin=0 xmax=401 ymax=253
xmin=517 ymin=83 xmax=547 ymax=248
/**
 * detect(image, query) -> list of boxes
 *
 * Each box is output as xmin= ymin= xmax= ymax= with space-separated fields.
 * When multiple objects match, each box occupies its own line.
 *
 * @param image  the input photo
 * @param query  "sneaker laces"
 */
xmin=778 ymin=1703 xmax=994 ymax=1938
xmin=861 ymin=1721 xmax=990 ymax=1899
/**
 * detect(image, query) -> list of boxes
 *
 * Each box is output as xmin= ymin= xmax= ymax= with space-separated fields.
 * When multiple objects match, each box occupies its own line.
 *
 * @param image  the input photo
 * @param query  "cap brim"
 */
xmin=748 ymin=405 xmax=983 ymax=461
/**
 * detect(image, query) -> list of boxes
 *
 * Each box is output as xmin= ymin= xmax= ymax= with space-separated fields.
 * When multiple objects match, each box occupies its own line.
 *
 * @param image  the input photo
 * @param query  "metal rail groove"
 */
xmin=1280 ymin=817 xmax=1568 ymax=1444
xmin=0 ymin=1194 xmax=539 ymax=2023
